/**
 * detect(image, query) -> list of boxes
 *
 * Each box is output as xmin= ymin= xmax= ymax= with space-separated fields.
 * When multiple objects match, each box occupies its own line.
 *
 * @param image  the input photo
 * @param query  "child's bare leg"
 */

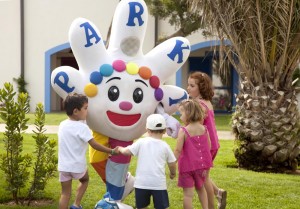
xmin=59 ymin=180 xmax=72 ymax=209
xmin=196 ymin=186 xmax=208 ymax=209
xmin=183 ymin=188 xmax=194 ymax=209
xmin=73 ymin=171 xmax=89 ymax=207
xmin=204 ymin=171 xmax=215 ymax=209
xmin=210 ymin=180 xmax=217 ymax=195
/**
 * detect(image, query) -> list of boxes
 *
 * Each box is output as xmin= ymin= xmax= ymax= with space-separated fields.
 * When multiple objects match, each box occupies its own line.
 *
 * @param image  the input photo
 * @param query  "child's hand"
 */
xmin=111 ymin=146 xmax=120 ymax=155
xmin=170 ymin=172 xmax=176 ymax=179
xmin=117 ymin=147 xmax=133 ymax=156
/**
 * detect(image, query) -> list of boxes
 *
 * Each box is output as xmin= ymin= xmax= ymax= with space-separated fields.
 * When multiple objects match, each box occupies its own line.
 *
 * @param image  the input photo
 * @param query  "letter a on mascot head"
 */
xmin=51 ymin=0 xmax=190 ymax=207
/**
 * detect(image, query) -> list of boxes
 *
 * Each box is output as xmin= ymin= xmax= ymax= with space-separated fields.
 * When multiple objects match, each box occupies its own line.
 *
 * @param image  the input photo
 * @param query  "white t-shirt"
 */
xmin=58 ymin=119 xmax=93 ymax=173
xmin=128 ymin=136 xmax=176 ymax=190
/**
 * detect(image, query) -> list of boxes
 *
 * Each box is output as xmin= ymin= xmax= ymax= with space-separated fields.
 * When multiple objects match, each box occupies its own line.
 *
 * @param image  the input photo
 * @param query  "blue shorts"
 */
xmin=135 ymin=188 xmax=169 ymax=209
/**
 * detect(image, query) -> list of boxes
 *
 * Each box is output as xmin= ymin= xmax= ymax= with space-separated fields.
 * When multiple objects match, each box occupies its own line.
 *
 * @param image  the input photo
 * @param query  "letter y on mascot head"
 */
xmin=51 ymin=0 xmax=190 ymax=207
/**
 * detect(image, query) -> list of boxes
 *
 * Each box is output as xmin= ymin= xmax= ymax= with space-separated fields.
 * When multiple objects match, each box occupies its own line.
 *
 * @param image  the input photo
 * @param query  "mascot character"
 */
xmin=51 ymin=0 xmax=190 ymax=207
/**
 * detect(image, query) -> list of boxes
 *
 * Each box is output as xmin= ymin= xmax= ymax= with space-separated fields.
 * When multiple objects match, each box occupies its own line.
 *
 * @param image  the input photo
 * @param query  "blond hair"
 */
xmin=178 ymin=99 xmax=205 ymax=124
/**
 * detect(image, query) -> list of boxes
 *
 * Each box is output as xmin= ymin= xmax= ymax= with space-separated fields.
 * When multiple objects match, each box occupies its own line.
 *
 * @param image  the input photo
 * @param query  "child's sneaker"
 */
xmin=94 ymin=192 xmax=119 ymax=209
xmin=217 ymin=189 xmax=227 ymax=209
xmin=70 ymin=205 xmax=83 ymax=209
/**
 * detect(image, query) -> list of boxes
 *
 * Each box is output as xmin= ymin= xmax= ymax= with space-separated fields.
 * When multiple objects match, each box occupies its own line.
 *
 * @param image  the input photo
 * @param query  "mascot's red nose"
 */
xmin=107 ymin=111 xmax=141 ymax=126
xmin=119 ymin=101 xmax=133 ymax=111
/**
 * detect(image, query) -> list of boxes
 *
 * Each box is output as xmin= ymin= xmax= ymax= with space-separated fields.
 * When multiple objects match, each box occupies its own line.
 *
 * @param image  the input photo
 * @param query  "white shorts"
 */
xmin=59 ymin=169 xmax=87 ymax=182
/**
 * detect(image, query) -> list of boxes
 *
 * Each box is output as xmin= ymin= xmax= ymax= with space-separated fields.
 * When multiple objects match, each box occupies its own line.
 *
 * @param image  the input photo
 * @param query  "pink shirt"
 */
xmin=178 ymin=127 xmax=212 ymax=173
xmin=199 ymin=101 xmax=220 ymax=151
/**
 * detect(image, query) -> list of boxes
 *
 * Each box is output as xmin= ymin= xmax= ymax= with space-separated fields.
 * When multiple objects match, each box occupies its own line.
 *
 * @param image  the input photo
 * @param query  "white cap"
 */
xmin=146 ymin=114 xmax=166 ymax=130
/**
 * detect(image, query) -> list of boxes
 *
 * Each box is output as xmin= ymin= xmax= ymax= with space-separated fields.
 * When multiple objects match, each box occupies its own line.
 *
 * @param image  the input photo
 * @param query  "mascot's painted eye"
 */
xmin=108 ymin=86 xmax=120 ymax=101
xmin=133 ymin=88 xmax=143 ymax=103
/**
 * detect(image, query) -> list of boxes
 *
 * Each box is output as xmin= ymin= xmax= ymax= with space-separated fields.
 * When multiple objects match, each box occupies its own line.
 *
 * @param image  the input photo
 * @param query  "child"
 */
xmin=58 ymin=93 xmax=119 ymax=209
xmin=119 ymin=114 xmax=176 ymax=209
xmin=174 ymin=99 xmax=212 ymax=209
xmin=187 ymin=72 xmax=227 ymax=209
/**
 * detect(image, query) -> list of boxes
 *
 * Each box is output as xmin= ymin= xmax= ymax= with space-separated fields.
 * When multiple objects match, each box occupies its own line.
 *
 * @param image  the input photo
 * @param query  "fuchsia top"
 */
xmin=199 ymin=101 xmax=220 ymax=151
xmin=178 ymin=127 xmax=213 ymax=173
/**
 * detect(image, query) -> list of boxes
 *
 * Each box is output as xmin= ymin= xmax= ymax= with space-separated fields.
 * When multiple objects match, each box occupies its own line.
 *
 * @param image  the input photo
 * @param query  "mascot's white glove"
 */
xmin=155 ymin=103 xmax=180 ymax=138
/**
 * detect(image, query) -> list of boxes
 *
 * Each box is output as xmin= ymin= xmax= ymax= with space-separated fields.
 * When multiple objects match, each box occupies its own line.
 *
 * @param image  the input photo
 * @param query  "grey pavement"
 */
xmin=0 ymin=123 xmax=234 ymax=139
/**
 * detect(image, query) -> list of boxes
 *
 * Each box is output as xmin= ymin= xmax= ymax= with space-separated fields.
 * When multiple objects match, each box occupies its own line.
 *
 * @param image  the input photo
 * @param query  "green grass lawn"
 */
xmin=0 ymin=112 xmax=68 ymax=125
xmin=1 ymin=113 xmax=299 ymax=208
xmin=214 ymin=114 xmax=232 ymax=131
xmin=0 ymin=134 xmax=299 ymax=209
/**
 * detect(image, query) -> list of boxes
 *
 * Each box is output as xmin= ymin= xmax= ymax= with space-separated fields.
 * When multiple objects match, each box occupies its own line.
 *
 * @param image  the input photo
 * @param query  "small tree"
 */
xmin=13 ymin=76 xmax=30 ymax=110
xmin=13 ymin=76 xmax=28 ymax=94
xmin=0 ymin=83 xmax=57 ymax=205
xmin=0 ymin=82 xmax=31 ymax=204
xmin=27 ymin=103 xmax=57 ymax=205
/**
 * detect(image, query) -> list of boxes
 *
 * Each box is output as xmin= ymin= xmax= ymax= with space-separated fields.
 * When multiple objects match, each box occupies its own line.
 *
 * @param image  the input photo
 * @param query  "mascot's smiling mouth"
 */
xmin=107 ymin=111 xmax=141 ymax=126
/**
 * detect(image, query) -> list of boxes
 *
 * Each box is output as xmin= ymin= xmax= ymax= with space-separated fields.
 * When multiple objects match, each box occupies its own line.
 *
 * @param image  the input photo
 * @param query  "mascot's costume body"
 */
xmin=51 ymin=0 xmax=190 ymax=207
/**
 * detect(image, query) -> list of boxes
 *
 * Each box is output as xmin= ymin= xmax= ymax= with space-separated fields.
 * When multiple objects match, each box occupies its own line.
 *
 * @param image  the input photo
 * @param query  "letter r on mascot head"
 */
xmin=51 ymin=0 xmax=190 ymax=203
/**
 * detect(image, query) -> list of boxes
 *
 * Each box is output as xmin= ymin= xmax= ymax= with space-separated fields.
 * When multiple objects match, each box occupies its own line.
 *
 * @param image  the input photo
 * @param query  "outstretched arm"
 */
xmin=119 ymin=147 xmax=133 ymax=156
xmin=89 ymin=138 xmax=119 ymax=155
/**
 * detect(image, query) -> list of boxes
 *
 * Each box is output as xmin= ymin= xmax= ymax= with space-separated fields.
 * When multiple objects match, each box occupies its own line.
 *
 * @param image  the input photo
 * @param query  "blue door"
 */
xmin=189 ymin=57 xmax=211 ymax=75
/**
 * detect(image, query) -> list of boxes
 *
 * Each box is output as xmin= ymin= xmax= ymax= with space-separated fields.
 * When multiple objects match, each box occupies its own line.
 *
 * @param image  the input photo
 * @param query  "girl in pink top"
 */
xmin=174 ymin=99 xmax=212 ymax=209
xmin=187 ymin=72 xmax=227 ymax=209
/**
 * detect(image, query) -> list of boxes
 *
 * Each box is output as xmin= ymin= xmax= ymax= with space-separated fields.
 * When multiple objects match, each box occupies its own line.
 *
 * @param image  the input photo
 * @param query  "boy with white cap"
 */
xmin=119 ymin=114 xmax=176 ymax=209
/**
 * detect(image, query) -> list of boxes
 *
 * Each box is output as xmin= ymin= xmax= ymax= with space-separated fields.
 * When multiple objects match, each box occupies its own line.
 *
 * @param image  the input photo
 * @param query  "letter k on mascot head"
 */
xmin=51 ymin=0 xmax=190 ymax=206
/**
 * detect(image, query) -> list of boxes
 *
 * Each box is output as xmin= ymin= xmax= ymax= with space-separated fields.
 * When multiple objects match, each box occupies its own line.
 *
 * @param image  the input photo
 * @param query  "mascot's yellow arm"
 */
xmin=89 ymin=131 xmax=109 ymax=182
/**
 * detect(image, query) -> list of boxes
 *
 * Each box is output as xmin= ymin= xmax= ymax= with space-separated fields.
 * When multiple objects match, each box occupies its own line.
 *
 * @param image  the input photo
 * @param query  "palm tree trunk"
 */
xmin=232 ymin=79 xmax=300 ymax=172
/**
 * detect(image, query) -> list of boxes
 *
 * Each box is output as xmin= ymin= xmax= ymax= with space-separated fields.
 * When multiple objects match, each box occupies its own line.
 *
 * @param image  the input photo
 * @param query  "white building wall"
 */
xmin=0 ymin=0 xmax=196 ymax=112
xmin=0 ymin=0 xmax=20 ymax=90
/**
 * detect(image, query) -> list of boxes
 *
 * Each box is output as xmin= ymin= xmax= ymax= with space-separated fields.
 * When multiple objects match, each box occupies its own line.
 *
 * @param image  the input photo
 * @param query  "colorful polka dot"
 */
xmin=154 ymin=88 xmax=163 ymax=101
xmin=113 ymin=60 xmax=126 ymax=72
xmin=100 ymin=64 xmax=114 ymax=77
xmin=149 ymin=76 xmax=160 ymax=88
xmin=90 ymin=71 xmax=103 ymax=85
xmin=84 ymin=83 xmax=98 ymax=97
xmin=139 ymin=66 xmax=152 ymax=79
xmin=87 ymin=60 xmax=164 ymax=101
xmin=126 ymin=62 xmax=139 ymax=75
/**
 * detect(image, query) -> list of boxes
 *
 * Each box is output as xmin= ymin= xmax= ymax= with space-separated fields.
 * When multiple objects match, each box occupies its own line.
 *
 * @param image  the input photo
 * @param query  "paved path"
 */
xmin=0 ymin=124 xmax=235 ymax=139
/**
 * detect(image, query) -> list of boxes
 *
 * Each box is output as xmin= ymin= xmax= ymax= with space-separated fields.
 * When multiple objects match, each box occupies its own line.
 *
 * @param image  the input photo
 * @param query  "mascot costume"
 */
xmin=51 ymin=0 xmax=190 ymax=207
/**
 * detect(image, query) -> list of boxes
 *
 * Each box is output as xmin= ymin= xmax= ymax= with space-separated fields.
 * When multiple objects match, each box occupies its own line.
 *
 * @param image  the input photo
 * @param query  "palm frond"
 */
xmin=189 ymin=0 xmax=300 ymax=89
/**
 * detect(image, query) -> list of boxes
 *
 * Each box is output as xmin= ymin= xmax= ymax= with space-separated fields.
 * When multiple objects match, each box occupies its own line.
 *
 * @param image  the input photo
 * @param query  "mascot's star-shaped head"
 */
xmin=51 ymin=0 xmax=190 ymax=141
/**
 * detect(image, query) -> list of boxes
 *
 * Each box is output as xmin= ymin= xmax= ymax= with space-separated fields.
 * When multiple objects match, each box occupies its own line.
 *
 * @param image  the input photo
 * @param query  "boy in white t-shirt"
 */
xmin=58 ymin=93 xmax=119 ymax=209
xmin=119 ymin=114 xmax=176 ymax=209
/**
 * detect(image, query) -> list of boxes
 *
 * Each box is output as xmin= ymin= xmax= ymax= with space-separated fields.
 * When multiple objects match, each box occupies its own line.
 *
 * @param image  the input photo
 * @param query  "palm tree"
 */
xmin=189 ymin=0 xmax=300 ymax=172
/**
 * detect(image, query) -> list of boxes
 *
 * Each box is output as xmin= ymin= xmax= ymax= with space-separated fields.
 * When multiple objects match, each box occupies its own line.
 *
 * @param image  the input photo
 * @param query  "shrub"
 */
xmin=0 ymin=82 xmax=57 ymax=205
